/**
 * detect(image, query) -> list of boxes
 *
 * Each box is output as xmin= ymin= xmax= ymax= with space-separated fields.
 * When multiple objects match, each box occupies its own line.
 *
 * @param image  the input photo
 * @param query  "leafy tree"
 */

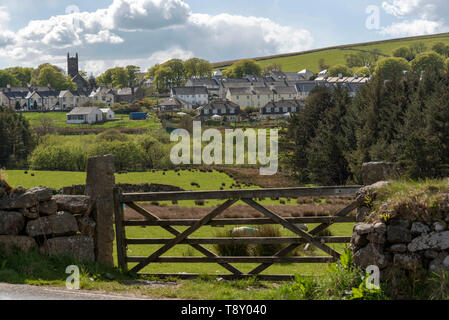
xmin=328 ymin=64 xmax=352 ymax=77
xmin=318 ymin=58 xmax=330 ymax=71
xmin=445 ymin=58 xmax=449 ymax=74
xmin=126 ymin=65 xmax=141 ymax=86
xmin=345 ymin=51 xmax=380 ymax=68
xmin=0 ymin=107 xmax=35 ymax=168
xmin=411 ymin=51 xmax=445 ymax=75
xmin=432 ymin=42 xmax=449 ymax=58
xmin=0 ymin=70 xmax=20 ymax=87
xmin=410 ymin=42 xmax=428 ymax=56
xmin=224 ymin=59 xmax=262 ymax=78
xmin=393 ymin=46 xmax=414 ymax=61
xmin=183 ymin=58 xmax=212 ymax=78
xmin=5 ymin=67 xmax=33 ymax=86
xmin=34 ymin=65 xmax=76 ymax=90
xmin=354 ymin=67 xmax=370 ymax=77
xmin=374 ymin=57 xmax=410 ymax=80
xmin=263 ymin=63 xmax=283 ymax=75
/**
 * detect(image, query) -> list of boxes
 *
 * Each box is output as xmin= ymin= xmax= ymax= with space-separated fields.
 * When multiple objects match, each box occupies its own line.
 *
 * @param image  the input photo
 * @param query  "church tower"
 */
xmin=67 ymin=52 xmax=79 ymax=78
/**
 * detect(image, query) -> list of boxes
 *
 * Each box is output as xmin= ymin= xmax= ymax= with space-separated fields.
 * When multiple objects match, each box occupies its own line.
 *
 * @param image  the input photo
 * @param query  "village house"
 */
xmin=295 ymin=81 xmax=318 ymax=100
xmin=198 ymin=99 xmax=241 ymax=122
xmin=113 ymin=87 xmax=145 ymax=103
xmin=271 ymin=86 xmax=297 ymax=101
xmin=26 ymin=89 xmax=59 ymax=110
xmin=0 ymin=87 xmax=29 ymax=110
xmin=158 ymin=97 xmax=192 ymax=112
xmin=58 ymin=90 xmax=88 ymax=110
xmin=89 ymin=87 xmax=115 ymax=106
xmin=171 ymin=86 xmax=208 ymax=106
xmin=66 ymin=107 xmax=104 ymax=124
xmin=100 ymin=108 xmax=115 ymax=121
xmin=260 ymin=99 xmax=305 ymax=120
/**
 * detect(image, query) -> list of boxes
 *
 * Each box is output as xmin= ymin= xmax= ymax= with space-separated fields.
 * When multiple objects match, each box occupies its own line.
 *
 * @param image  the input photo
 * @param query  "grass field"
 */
xmin=119 ymin=223 xmax=354 ymax=277
xmin=22 ymin=112 xmax=161 ymax=130
xmin=213 ymin=33 xmax=449 ymax=73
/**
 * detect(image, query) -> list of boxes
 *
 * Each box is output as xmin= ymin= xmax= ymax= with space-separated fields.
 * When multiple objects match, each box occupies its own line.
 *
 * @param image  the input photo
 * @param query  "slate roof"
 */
xmin=172 ymin=86 xmax=208 ymax=95
xmin=68 ymin=107 xmax=100 ymax=115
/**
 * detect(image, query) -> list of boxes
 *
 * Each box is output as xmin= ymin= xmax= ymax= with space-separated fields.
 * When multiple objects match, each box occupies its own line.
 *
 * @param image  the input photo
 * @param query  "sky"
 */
xmin=0 ymin=0 xmax=448 ymax=75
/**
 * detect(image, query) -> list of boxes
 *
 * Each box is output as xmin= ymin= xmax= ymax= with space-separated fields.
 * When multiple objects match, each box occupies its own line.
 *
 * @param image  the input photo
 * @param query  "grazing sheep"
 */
xmin=231 ymin=227 xmax=259 ymax=237
xmin=294 ymin=224 xmax=309 ymax=232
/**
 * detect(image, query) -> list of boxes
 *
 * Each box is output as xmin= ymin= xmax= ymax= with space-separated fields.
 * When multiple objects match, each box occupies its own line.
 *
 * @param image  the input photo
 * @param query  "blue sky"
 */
xmin=0 ymin=0 xmax=447 ymax=74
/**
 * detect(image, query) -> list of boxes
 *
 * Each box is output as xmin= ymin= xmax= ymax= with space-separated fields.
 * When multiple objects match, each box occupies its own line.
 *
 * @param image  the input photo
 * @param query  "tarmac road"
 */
xmin=0 ymin=282 xmax=155 ymax=300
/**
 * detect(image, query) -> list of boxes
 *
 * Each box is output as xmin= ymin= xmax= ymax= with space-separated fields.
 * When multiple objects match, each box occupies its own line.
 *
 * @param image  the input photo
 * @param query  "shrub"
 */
xmin=88 ymin=141 xmax=146 ymax=171
xmin=252 ymin=225 xmax=284 ymax=256
xmin=29 ymin=145 xmax=86 ymax=171
xmin=213 ymin=229 xmax=251 ymax=257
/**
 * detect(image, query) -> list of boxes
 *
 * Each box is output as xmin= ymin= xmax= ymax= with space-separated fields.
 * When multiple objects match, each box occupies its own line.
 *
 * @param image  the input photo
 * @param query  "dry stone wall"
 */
xmin=0 ymin=180 xmax=95 ymax=262
xmin=351 ymin=181 xmax=449 ymax=277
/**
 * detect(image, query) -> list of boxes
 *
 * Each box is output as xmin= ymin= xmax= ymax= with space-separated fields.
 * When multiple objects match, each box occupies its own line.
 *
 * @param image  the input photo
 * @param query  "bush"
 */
xmin=29 ymin=144 xmax=86 ymax=171
xmin=213 ymin=229 xmax=251 ymax=257
xmin=88 ymin=141 xmax=146 ymax=171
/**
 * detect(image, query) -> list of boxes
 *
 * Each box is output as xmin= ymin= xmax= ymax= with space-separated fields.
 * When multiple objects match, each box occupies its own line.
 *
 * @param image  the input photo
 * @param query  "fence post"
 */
xmin=85 ymin=154 xmax=115 ymax=267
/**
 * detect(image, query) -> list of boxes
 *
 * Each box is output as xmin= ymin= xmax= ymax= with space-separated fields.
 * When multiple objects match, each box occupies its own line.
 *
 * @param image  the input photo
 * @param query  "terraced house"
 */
xmin=260 ymin=99 xmax=305 ymax=120
xmin=198 ymin=99 xmax=240 ymax=122
xmin=171 ymin=86 xmax=209 ymax=106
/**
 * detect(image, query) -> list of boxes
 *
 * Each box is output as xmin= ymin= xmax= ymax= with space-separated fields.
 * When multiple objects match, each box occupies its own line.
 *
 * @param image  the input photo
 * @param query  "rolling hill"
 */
xmin=212 ymin=32 xmax=449 ymax=73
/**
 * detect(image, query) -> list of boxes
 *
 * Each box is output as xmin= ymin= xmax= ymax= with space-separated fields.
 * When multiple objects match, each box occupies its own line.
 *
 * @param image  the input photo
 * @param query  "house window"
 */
xmin=213 ymin=109 xmax=218 ymax=114
xmin=275 ymin=108 xmax=279 ymax=112
xmin=230 ymin=108 xmax=235 ymax=114
xmin=236 ymin=96 xmax=239 ymax=100
xmin=267 ymin=108 xmax=271 ymax=113
xmin=283 ymin=107 xmax=288 ymax=112
xmin=204 ymin=109 xmax=209 ymax=115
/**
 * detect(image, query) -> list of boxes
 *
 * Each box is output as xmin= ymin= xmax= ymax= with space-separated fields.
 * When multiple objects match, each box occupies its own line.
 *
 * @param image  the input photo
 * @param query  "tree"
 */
xmin=410 ymin=42 xmax=428 ymax=56
xmin=224 ymin=59 xmax=262 ymax=78
xmin=411 ymin=51 xmax=445 ymax=75
xmin=5 ymin=67 xmax=33 ymax=86
xmin=432 ymin=42 xmax=449 ymax=58
xmin=374 ymin=57 xmax=410 ymax=80
xmin=183 ymin=58 xmax=212 ymax=78
xmin=263 ymin=63 xmax=283 ymax=75
xmin=328 ymin=64 xmax=352 ymax=77
xmin=0 ymin=107 xmax=35 ymax=168
xmin=126 ymin=65 xmax=141 ymax=86
xmin=34 ymin=65 xmax=76 ymax=90
xmin=0 ymin=70 xmax=20 ymax=87
xmin=318 ymin=58 xmax=330 ymax=71
xmin=354 ymin=67 xmax=370 ymax=77
xmin=446 ymin=58 xmax=449 ymax=74
xmin=393 ymin=46 xmax=414 ymax=61
xmin=345 ymin=51 xmax=380 ymax=68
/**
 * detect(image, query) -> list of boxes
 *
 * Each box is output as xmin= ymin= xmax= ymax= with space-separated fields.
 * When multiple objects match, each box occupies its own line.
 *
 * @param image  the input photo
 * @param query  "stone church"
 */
xmin=67 ymin=53 xmax=90 ymax=92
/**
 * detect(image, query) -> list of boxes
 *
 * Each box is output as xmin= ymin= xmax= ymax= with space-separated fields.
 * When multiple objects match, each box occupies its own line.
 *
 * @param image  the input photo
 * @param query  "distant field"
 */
xmin=213 ymin=33 xmax=449 ymax=73
xmin=22 ymin=112 xmax=161 ymax=130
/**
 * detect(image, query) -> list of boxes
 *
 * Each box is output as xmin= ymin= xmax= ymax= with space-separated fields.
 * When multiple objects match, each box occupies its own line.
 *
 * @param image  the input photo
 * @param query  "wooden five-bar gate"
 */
xmin=113 ymin=186 xmax=361 ymax=281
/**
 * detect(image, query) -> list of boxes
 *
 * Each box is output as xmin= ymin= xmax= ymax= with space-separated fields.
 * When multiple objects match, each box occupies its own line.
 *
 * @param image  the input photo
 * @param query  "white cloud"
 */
xmin=0 ymin=0 xmax=314 ymax=74
xmin=381 ymin=0 xmax=449 ymax=36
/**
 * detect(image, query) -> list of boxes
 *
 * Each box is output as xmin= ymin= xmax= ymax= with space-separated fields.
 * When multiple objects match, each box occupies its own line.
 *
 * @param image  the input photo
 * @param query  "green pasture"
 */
xmin=221 ymin=34 xmax=449 ymax=73
xmin=116 ymin=223 xmax=354 ymax=276
xmin=22 ymin=112 xmax=161 ymax=129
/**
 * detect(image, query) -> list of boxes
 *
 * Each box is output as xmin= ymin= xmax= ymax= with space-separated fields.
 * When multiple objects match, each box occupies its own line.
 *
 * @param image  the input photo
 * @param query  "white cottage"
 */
xmin=66 ymin=107 xmax=104 ymax=124
xmin=100 ymin=108 xmax=115 ymax=121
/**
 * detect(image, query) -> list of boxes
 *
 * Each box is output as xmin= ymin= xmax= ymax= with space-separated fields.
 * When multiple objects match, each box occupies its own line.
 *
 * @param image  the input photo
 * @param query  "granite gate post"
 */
xmin=85 ymin=155 xmax=115 ymax=267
